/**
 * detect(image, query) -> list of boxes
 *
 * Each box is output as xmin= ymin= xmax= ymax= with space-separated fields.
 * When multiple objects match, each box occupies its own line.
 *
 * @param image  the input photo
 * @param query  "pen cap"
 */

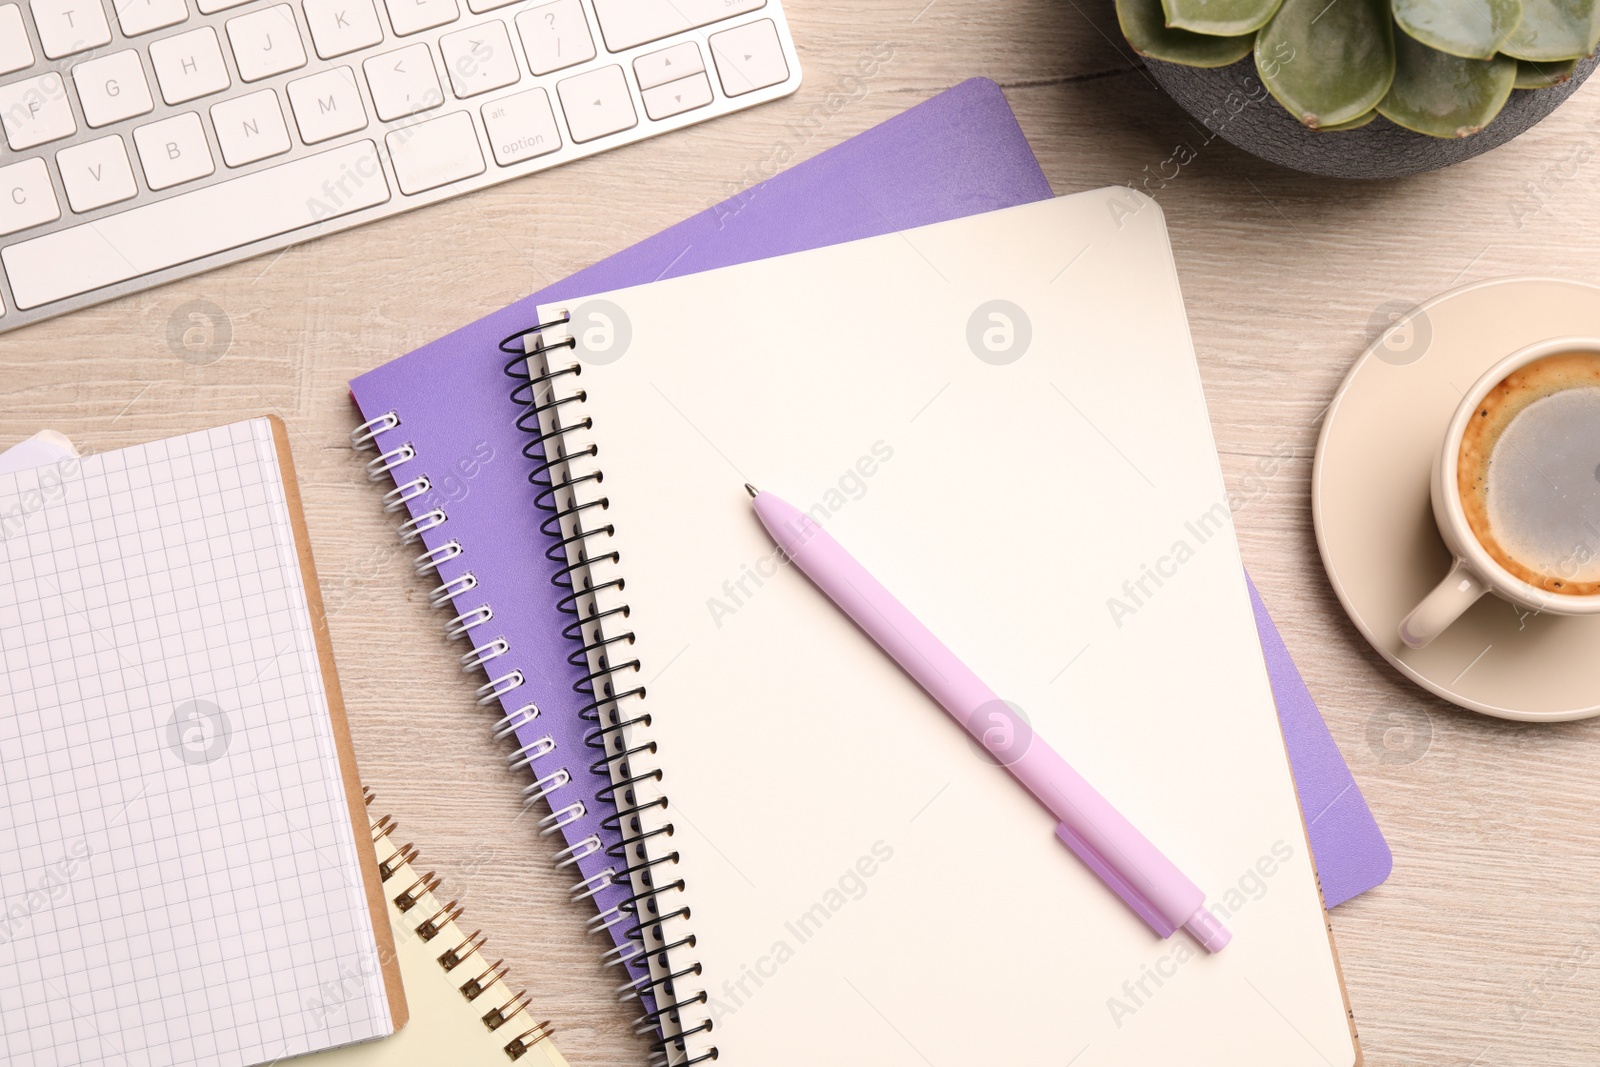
xmin=1183 ymin=907 xmax=1232 ymax=952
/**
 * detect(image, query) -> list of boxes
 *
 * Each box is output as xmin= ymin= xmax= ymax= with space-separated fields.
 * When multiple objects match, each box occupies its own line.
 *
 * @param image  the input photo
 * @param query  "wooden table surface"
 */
xmin=8 ymin=0 xmax=1600 ymax=1063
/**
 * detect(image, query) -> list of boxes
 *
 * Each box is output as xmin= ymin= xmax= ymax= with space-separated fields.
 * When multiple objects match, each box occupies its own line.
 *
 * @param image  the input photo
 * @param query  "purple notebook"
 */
xmin=350 ymin=80 xmax=1388 ymax=999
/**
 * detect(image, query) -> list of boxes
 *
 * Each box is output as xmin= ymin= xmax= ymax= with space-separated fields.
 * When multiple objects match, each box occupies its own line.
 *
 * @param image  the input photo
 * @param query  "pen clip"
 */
xmin=1054 ymin=821 xmax=1176 ymax=938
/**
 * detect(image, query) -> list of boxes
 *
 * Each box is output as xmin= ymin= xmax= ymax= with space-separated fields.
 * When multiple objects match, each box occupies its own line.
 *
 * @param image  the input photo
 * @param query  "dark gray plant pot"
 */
xmin=1144 ymin=54 xmax=1598 ymax=179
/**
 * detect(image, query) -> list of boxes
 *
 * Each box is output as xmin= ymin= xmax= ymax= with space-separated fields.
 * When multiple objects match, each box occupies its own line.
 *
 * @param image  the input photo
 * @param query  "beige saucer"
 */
xmin=1314 ymin=276 xmax=1600 ymax=721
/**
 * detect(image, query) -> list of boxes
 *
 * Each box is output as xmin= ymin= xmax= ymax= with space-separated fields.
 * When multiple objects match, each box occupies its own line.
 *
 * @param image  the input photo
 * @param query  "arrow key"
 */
xmin=710 ymin=18 xmax=788 ymax=97
xmin=641 ymin=71 xmax=712 ymax=121
xmin=634 ymin=40 xmax=703 ymax=91
xmin=555 ymin=64 xmax=636 ymax=143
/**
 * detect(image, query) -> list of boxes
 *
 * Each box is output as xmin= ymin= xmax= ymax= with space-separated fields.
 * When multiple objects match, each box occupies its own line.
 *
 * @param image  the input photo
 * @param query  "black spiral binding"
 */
xmin=503 ymin=319 xmax=712 ymax=1067
xmin=362 ymin=787 xmax=557 ymax=1061
xmin=348 ymin=416 xmax=583 ymax=832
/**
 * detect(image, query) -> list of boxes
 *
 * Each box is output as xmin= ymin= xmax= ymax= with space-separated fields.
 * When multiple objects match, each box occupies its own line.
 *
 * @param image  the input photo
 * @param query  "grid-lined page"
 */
xmin=0 ymin=419 xmax=392 ymax=1067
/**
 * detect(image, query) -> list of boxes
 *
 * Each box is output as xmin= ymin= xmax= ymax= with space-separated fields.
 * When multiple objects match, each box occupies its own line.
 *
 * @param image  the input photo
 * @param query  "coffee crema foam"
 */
xmin=1458 ymin=352 xmax=1600 ymax=595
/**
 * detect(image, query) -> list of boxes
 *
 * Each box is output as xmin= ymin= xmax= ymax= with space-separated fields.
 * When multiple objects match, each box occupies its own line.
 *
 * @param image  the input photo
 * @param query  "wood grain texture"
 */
xmin=5 ymin=0 xmax=1600 ymax=1062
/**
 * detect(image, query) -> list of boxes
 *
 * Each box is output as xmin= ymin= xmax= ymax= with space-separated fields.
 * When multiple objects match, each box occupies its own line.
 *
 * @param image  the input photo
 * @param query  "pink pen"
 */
xmin=748 ymin=486 xmax=1230 ymax=952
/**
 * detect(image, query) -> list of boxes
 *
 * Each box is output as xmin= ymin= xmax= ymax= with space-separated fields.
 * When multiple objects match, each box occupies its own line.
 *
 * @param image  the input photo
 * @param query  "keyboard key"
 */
xmin=481 ymin=85 xmax=558 ymax=166
xmin=73 ymin=49 xmax=154 ymax=127
xmin=194 ymin=0 xmax=249 ymax=12
xmin=210 ymin=88 xmax=290 ymax=165
xmin=0 ymin=157 xmax=60 ymax=234
xmin=590 ymin=0 xmax=762 ymax=51
xmin=149 ymin=26 xmax=230 ymax=104
xmin=133 ymin=110 xmax=213 ymax=188
xmin=382 ymin=0 xmax=454 ymax=36
xmin=439 ymin=20 xmax=516 ymax=98
xmin=226 ymin=5 xmax=307 ymax=81
xmin=386 ymin=109 xmax=482 ymax=194
xmin=3 ymin=140 xmax=390 ymax=309
xmin=0 ymin=72 xmax=77 ymax=149
xmin=463 ymin=0 xmax=513 ymax=14
xmin=363 ymin=43 xmax=439 ymax=120
xmin=709 ymin=19 xmax=786 ymax=96
xmin=30 ymin=0 xmax=111 ymax=58
xmin=641 ymin=71 xmax=709 ymax=120
xmin=514 ymin=0 xmax=591 ymax=76
xmin=633 ymin=40 xmax=701 ymax=91
xmin=302 ymin=0 xmax=382 ymax=59
xmin=0 ymin=4 xmax=36 ymax=74
xmin=555 ymin=64 xmax=634 ymax=143
xmin=116 ymin=0 xmax=187 ymax=37
xmin=57 ymin=134 xmax=138 ymax=211
xmin=287 ymin=65 xmax=366 ymax=141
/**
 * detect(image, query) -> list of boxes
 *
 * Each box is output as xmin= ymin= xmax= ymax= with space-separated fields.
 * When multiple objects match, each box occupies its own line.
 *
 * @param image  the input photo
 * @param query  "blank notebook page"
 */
xmin=0 ymin=420 xmax=392 ymax=1066
xmin=534 ymin=191 xmax=1355 ymax=1065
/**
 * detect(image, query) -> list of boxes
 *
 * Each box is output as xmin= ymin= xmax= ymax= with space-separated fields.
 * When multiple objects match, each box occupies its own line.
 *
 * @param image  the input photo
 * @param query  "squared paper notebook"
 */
xmin=346 ymin=78 xmax=1386 ymax=1009
xmin=525 ymin=192 xmax=1359 ymax=1064
xmin=0 ymin=437 xmax=572 ymax=1067
xmin=0 ymin=417 xmax=405 ymax=1066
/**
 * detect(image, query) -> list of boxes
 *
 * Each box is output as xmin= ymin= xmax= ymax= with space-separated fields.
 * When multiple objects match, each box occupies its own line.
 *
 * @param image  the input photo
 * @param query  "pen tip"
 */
xmin=744 ymin=483 xmax=759 ymax=498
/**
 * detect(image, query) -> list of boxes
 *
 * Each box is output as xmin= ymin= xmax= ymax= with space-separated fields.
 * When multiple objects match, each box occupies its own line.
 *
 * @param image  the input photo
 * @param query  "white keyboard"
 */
xmin=0 ymin=0 xmax=799 ymax=330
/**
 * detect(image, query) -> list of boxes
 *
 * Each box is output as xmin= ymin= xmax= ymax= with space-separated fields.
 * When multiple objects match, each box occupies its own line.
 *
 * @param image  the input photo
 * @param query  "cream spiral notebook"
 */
xmin=310 ymin=789 xmax=571 ymax=1067
xmin=520 ymin=191 xmax=1359 ymax=1064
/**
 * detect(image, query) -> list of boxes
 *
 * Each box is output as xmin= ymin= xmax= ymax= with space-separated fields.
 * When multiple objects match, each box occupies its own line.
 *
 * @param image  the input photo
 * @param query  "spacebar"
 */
xmin=4 ymin=141 xmax=391 ymax=310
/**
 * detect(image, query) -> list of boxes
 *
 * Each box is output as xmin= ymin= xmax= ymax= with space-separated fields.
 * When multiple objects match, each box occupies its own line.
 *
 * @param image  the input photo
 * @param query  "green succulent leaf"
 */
xmin=1118 ymin=0 xmax=1257 ymax=65
xmin=1501 ymin=0 xmax=1599 ymax=59
xmin=1393 ymin=0 xmax=1523 ymax=58
xmin=1316 ymin=109 xmax=1379 ymax=129
xmin=1256 ymin=0 xmax=1396 ymax=128
xmin=1378 ymin=32 xmax=1517 ymax=136
xmin=1512 ymin=55 xmax=1580 ymax=84
xmin=1161 ymin=0 xmax=1285 ymax=36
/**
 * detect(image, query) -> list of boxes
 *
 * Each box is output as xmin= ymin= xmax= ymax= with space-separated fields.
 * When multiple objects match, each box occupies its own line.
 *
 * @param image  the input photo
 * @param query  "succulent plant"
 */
xmin=1117 ymin=0 xmax=1598 ymax=137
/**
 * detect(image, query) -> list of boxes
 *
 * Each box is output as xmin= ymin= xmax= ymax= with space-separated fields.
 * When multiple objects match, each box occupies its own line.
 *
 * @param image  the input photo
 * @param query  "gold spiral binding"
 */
xmin=378 ymin=842 xmax=418 ymax=882
xmin=365 ymin=789 xmax=557 ymax=1062
xmin=439 ymin=929 xmax=487 ymax=971
xmin=505 ymin=1021 xmax=556 ymax=1060
xmin=483 ymin=988 xmax=532 ymax=1030
xmin=394 ymin=871 xmax=440 ymax=912
xmin=415 ymin=899 xmax=463 ymax=941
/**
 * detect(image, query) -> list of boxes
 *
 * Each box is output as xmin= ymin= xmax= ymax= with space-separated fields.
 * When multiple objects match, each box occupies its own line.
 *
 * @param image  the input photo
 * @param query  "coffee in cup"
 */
xmin=1399 ymin=337 xmax=1600 ymax=649
xmin=1456 ymin=351 xmax=1600 ymax=596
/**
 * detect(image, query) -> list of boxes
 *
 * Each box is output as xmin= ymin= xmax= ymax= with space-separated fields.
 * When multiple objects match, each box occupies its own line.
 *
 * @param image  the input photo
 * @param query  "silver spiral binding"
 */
xmin=396 ymin=508 xmax=447 ymax=544
xmin=415 ymin=541 xmax=463 ymax=575
xmin=350 ymin=411 xmax=399 ymax=450
xmin=541 ymin=800 xmax=586 ymax=834
xmin=383 ymin=476 xmax=431 ymax=512
xmin=492 ymin=702 xmax=540 ymax=739
xmin=553 ymin=835 xmax=601 ymax=868
xmin=504 ymin=317 xmax=711 ymax=1066
xmin=508 ymin=735 xmax=556 ymax=770
xmin=431 ymin=572 xmax=478 ymax=606
xmin=352 ymin=402 xmax=593 ymax=962
xmin=445 ymin=605 xmax=492 ymax=639
xmin=461 ymin=638 xmax=509 ymax=672
xmin=366 ymin=443 xmax=415 ymax=480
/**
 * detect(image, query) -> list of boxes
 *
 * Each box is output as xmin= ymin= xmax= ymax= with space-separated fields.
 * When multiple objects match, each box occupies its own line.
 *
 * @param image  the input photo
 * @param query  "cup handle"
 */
xmin=1399 ymin=560 xmax=1488 ymax=649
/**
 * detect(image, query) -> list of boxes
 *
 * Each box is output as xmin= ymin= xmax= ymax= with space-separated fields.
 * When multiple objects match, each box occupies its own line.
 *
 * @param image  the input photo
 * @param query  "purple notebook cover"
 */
xmin=1248 ymin=578 xmax=1391 ymax=906
xmin=350 ymin=80 xmax=1388 ymax=994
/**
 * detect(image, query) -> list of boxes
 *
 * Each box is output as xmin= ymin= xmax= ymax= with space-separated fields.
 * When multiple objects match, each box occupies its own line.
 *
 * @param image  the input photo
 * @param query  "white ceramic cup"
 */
xmin=1399 ymin=336 xmax=1600 ymax=648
